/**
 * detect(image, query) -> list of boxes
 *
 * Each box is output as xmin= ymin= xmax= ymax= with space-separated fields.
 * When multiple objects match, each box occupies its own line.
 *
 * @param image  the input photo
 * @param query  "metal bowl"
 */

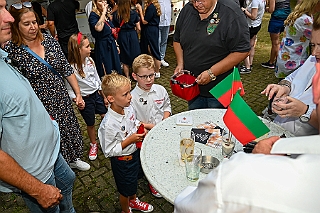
xmin=200 ymin=156 xmax=220 ymax=174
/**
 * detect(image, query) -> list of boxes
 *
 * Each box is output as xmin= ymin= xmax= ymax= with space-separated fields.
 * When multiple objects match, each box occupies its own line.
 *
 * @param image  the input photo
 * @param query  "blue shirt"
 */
xmin=0 ymin=49 xmax=60 ymax=192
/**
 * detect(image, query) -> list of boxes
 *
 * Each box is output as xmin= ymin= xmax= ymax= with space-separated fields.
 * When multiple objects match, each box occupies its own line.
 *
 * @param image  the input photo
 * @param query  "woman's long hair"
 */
xmin=9 ymin=6 xmax=43 ymax=46
xmin=68 ymin=33 xmax=88 ymax=78
xmin=117 ymin=0 xmax=131 ymax=23
xmin=285 ymin=0 xmax=320 ymax=26
xmin=92 ymin=0 xmax=103 ymax=16
xmin=143 ymin=0 xmax=161 ymax=16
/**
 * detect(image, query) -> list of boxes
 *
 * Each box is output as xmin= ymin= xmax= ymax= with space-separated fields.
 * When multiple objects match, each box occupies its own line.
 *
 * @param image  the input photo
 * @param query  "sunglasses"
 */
xmin=12 ymin=2 xmax=32 ymax=9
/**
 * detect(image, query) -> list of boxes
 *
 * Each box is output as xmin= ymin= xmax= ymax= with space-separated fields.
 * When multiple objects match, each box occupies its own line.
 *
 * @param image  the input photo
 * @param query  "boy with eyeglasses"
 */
xmin=131 ymin=54 xmax=171 ymax=198
xmin=131 ymin=54 xmax=171 ymax=130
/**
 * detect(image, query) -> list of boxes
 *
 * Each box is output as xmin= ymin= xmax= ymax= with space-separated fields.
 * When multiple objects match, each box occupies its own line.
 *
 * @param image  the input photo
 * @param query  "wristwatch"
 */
xmin=299 ymin=105 xmax=312 ymax=123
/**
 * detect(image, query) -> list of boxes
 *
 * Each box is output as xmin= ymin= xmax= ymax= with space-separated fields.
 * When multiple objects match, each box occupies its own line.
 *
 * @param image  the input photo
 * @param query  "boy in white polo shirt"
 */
xmin=98 ymin=72 xmax=153 ymax=213
xmin=131 ymin=54 xmax=172 ymax=197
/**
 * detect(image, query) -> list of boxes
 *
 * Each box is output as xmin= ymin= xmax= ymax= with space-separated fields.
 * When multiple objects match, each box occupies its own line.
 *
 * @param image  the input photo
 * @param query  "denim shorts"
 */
xmin=80 ymin=90 xmax=107 ymax=126
xmin=110 ymin=150 xmax=140 ymax=197
xmin=268 ymin=17 xmax=285 ymax=34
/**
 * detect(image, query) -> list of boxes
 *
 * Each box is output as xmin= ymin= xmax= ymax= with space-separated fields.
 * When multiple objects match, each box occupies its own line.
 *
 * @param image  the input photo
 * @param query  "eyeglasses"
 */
xmin=12 ymin=2 xmax=32 ymax=9
xmin=136 ymin=73 xmax=155 ymax=80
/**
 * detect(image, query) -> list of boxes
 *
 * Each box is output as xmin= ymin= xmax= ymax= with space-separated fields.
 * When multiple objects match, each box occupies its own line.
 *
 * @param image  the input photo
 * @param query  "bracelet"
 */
xmin=207 ymin=68 xmax=216 ymax=81
xmin=278 ymin=80 xmax=291 ymax=91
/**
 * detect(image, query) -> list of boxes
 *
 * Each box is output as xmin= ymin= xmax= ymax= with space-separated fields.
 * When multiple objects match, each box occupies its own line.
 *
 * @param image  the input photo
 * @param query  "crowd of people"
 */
xmin=1 ymin=0 xmax=320 ymax=212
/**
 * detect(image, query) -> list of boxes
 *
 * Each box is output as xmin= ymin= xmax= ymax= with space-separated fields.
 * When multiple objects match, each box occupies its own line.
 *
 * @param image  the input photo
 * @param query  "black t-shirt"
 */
xmin=173 ymin=0 xmax=250 ymax=97
xmin=47 ymin=0 xmax=79 ymax=38
xmin=31 ymin=1 xmax=44 ymax=25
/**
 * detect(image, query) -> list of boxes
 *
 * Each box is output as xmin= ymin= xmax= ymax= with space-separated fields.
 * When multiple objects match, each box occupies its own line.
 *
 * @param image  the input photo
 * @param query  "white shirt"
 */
xmin=245 ymin=0 xmax=265 ymax=28
xmin=85 ymin=1 xmax=93 ymax=18
xmin=98 ymin=105 xmax=139 ymax=157
xmin=274 ymin=55 xmax=318 ymax=136
xmin=66 ymin=57 xmax=101 ymax=99
xmin=131 ymin=84 xmax=171 ymax=125
xmin=174 ymin=135 xmax=320 ymax=213
xmin=159 ymin=0 xmax=171 ymax=27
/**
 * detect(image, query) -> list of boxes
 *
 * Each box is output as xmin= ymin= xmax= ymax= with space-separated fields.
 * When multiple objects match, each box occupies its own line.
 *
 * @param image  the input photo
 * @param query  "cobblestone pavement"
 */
xmin=1 ymin=14 xmax=279 ymax=213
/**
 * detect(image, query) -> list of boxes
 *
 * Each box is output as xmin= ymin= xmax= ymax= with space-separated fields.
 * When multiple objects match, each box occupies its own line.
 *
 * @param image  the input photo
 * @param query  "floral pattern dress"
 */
xmin=4 ymin=33 xmax=83 ymax=163
xmin=275 ymin=14 xmax=313 ymax=78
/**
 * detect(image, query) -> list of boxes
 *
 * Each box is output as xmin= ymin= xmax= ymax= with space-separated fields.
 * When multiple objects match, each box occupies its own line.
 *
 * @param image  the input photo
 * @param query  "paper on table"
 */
xmin=176 ymin=116 xmax=193 ymax=126
xmin=270 ymin=135 xmax=320 ymax=154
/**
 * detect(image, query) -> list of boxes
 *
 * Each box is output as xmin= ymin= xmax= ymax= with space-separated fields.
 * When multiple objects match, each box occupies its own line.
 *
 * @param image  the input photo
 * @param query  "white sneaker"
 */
xmin=161 ymin=60 xmax=169 ymax=67
xmin=69 ymin=158 xmax=90 ymax=171
xmin=155 ymin=72 xmax=160 ymax=78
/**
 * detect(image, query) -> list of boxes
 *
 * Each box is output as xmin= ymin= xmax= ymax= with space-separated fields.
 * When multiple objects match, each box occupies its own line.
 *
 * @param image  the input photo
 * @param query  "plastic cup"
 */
xmin=185 ymin=147 xmax=202 ymax=181
xmin=180 ymin=130 xmax=195 ymax=161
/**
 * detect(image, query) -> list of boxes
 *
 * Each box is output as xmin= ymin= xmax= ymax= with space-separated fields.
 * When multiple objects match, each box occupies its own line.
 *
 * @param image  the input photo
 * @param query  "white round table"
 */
xmin=140 ymin=109 xmax=293 ymax=204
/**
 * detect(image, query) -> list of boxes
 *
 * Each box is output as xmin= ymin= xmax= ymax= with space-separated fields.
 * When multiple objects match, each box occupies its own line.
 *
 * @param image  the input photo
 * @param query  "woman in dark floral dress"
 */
xmin=4 ymin=5 xmax=90 ymax=171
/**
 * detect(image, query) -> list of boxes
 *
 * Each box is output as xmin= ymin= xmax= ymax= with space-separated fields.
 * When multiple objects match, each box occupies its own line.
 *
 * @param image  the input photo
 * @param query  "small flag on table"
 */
xmin=209 ymin=67 xmax=245 ymax=107
xmin=223 ymin=92 xmax=270 ymax=145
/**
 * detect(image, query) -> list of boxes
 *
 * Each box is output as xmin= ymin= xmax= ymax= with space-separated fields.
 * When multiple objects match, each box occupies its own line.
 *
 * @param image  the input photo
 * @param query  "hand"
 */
xmin=261 ymin=84 xmax=290 ymax=100
xmin=252 ymin=136 xmax=280 ymax=154
xmin=241 ymin=7 xmax=246 ymax=12
xmin=135 ymin=4 xmax=142 ymax=12
xmin=102 ymin=2 xmax=108 ymax=14
xmin=129 ymin=132 xmax=146 ymax=144
xmin=196 ymin=70 xmax=211 ymax=85
xmin=272 ymin=96 xmax=308 ymax=118
xmin=35 ymin=184 xmax=63 ymax=209
xmin=75 ymin=96 xmax=85 ymax=110
xmin=174 ymin=65 xmax=183 ymax=75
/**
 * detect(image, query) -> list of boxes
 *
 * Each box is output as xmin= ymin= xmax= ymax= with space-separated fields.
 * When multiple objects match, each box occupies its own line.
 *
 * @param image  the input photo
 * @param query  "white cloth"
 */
xmin=159 ymin=0 xmax=171 ymax=26
xmin=65 ymin=57 xmax=101 ymax=99
xmin=98 ymin=105 xmax=139 ymax=157
xmin=131 ymin=84 xmax=171 ymax=125
xmin=85 ymin=1 xmax=92 ymax=18
xmin=273 ymin=55 xmax=318 ymax=136
xmin=245 ymin=0 xmax=265 ymax=28
xmin=174 ymin=135 xmax=320 ymax=213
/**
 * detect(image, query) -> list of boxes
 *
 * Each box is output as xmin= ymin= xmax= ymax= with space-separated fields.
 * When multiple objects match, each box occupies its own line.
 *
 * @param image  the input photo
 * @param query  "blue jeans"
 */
xmin=159 ymin=26 xmax=170 ymax=60
xmin=188 ymin=96 xmax=224 ymax=110
xmin=20 ymin=154 xmax=76 ymax=213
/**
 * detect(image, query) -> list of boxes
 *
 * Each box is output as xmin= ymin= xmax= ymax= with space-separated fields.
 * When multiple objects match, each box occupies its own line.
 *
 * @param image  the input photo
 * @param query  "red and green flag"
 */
xmin=223 ymin=92 xmax=270 ymax=145
xmin=209 ymin=67 xmax=245 ymax=107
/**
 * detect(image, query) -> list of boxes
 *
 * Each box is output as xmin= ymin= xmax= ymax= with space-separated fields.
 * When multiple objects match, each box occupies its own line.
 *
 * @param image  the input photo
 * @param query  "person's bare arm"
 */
xmin=266 ymin=0 xmax=275 ymax=13
xmin=173 ymin=41 xmax=184 ymax=74
xmin=0 ymin=150 xmax=62 ymax=208
xmin=242 ymin=7 xmax=258 ymax=20
xmin=47 ymin=20 xmax=56 ymax=38
xmin=66 ymin=74 xmax=85 ymax=110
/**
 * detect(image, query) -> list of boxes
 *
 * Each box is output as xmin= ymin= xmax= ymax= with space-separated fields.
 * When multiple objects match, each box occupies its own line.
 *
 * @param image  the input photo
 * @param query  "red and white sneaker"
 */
xmin=148 ymin=183 xmax=162 ymax=198
xmin=89 ymin=143 xmax=98 ymax=161
xmin=129 ymin=198 xmax=153 ymax=212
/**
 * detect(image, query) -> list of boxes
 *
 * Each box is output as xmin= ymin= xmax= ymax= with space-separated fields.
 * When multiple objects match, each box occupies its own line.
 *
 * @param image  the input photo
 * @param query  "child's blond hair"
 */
xmin=101 ymin=72 xmax=131 ymax=97
xmin=132 ymin=54 xmax=155 ymax=74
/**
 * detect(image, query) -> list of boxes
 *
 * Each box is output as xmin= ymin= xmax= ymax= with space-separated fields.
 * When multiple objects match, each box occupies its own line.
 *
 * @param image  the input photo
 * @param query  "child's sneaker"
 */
xmin=148 ymin=183 xmax=162 ymax=198
xmin=89 ymin=143 xmax=98 ymax=160
xmin=129 ymin=198 xmax=153 ymax=212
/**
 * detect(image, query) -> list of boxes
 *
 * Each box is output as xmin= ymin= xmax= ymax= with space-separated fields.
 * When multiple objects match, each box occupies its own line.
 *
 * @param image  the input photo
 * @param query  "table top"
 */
xmin=140 ymin=109 xmax=293 ymax=204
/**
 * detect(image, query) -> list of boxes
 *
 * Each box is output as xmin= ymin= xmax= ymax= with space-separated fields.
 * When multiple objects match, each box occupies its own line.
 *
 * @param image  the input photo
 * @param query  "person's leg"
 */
xmin=54 ymin=153 xmax=76 ymax=213
xmin=159 ymin=26 xmax=170 ymax=64
xmin=188 ymin=96 xmax=208 ymax=110
xmin=123 ymin=63 xmax=130 ymax=78
xmin=207 ymin=97 xmax=224 ymax=109
xmin=120 ymin=194 xmax=130 ymax=213
xmin=269 ymin=32 xmax=280 ymax=64
xmin=249 ymin=35 xmax=257 ymax=66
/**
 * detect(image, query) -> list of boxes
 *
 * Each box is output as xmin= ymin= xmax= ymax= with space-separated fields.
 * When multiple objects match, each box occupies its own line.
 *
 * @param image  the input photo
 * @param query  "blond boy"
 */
xmin=98 ymin=72 xmax=153 ymax=213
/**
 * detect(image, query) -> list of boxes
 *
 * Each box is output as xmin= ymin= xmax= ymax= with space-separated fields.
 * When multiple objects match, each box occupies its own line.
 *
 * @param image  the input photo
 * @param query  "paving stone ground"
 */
xmin=0 ymin=13 xmax=280 ymax=213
